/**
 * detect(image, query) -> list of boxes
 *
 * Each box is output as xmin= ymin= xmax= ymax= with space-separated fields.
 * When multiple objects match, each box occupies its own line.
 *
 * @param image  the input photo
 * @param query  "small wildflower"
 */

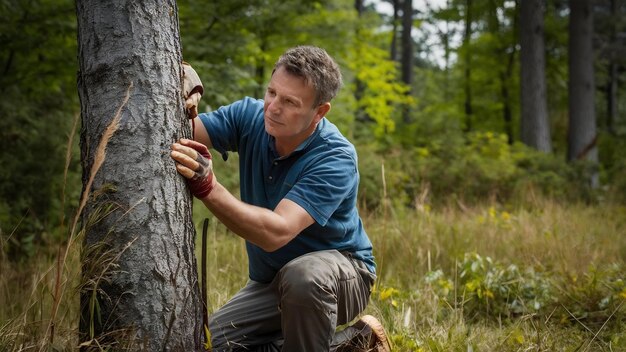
xmin=485 ymin=289 xmax=494 ymax=299
xmin=379 ymin=287 xmax=399 ymax=301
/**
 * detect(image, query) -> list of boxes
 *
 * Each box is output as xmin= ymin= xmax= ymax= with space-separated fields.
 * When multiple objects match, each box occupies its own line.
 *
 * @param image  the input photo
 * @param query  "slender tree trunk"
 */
xmin=442 ymin=0 xmax=452 ymax=100
xmin=463 ymin=0 xmax=473 ymax=132
xmin=568 ymin=0 xmax=598 ymax=187
xmin=501 ymin=49 xmax=516 ymax=145
xmin=488 ymin=0 xmax=517 ymax=145
xmin=401 ymin=0 xmax=413 ymax=123
xmin=76 ymin=1 xmax=202 ymax=349
xmin=606 ymin=0 xmax=618 ymax=135
xmin=520 ymin=0 xmax=552 ymax=152
xmin=354 ymin=0 xmax=369 ymax=124
xmin=607 ymin=59 xmax=618 ymax=135
xmin=255 ymin=39 xmax=267 ymax=99
xmin=391 ymin=0 xmax=400 ymax=61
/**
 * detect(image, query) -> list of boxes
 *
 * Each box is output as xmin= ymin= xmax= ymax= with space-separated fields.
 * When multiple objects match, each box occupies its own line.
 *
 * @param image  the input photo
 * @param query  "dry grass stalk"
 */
xmin=43 ymin=82 xmax=134 ymax=351
xmin=61 ymin=112 xmax=81 ymax=229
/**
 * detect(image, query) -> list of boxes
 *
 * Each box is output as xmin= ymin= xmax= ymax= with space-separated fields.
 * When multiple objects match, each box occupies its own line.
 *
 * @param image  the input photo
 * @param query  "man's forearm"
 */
xmin=200 ymin=181 xmax=293 ymax=252
xmin=192 ymin=117 xmax=213 ymax=148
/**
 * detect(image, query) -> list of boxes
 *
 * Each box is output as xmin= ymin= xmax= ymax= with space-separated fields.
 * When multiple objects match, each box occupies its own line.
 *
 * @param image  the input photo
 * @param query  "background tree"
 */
xmin=595 ymin=0 xmax=625 ymax=135
xmin=605 ymin=0 xmax=619 ymax=135
xmin=401 ymin=0 xmax=414 ymax=123
xmin=76 ymin=1 xmax=202 ymax=348
xmin=462 ymin=0 xmax=474 ymax=132
xmin=520 ymin=0 xmax=552 ymax=152
xmin=487 ymin=0 xmax=518 ymax=144
xmin=389 ymin=0 xmax=400 ymax=61
xmin=567 ymin=0 xmax=598 ymax=187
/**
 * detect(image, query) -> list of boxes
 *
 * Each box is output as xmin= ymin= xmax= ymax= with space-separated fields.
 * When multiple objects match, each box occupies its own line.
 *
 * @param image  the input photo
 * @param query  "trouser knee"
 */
xmin=276 ymin=253 xmax=338 ymax=310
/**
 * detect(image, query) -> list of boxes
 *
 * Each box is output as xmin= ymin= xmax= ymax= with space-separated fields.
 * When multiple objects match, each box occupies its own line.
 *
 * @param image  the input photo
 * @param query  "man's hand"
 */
xmin=171 ymin=138 xmax=215 ymax=198
xmin=182 ymin=62 xmax=203 ymax=119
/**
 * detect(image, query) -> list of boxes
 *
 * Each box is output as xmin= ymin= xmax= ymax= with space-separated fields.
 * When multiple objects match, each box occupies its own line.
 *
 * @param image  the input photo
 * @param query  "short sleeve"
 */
xmin=199 ymin=97 xmax=263 ymax=155
xmin=284 ymin=150 xmax=357 ymax=227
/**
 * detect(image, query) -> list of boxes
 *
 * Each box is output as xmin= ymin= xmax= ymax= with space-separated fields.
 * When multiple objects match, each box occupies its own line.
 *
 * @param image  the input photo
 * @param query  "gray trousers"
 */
xmin=209 ymin=250 xmax=377 ymax=352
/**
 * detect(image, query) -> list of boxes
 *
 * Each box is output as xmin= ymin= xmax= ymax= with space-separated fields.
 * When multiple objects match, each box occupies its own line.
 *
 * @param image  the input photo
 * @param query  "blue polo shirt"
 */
xmin=199 ymin=97 xmax=375 ymax=283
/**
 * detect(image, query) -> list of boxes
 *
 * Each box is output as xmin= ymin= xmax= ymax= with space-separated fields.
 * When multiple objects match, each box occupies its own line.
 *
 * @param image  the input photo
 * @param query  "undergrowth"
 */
xmin=1 ymin=197 xmax=625 ymax=350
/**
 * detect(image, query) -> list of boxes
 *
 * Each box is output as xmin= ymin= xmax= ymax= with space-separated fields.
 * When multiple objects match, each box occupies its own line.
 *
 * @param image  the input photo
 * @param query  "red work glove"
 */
xmin=171 ymin=139 xmax=214 ymax=199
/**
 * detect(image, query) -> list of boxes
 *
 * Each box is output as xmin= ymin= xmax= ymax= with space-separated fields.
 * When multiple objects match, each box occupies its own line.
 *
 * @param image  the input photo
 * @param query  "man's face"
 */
xmin=263 ymin=67 xmax=326 ymax=143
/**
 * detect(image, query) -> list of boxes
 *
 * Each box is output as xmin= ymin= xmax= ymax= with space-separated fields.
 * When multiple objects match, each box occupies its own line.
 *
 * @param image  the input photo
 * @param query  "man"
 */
xmin=171 ymin=46 xmax=391 ymax=351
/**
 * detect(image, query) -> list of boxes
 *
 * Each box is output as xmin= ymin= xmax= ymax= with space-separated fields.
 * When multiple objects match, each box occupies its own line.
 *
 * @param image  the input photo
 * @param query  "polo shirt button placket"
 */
xmin=267 ymin=160 xmax=278 ymax=184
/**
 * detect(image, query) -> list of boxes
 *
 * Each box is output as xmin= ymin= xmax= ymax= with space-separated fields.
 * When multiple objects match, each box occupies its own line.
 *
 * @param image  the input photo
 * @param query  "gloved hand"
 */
xmin=182 ymin=61 xmax=204 ymax=119
xmin=171 ymin=138 xmax=215 ymax=199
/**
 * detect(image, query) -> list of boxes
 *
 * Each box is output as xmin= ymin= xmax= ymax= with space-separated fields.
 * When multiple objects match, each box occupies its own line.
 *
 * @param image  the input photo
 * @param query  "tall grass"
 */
xmin=1 ymin=198 xmax=625 ymax=350
xmin=361 ymin=196 xmax=626 ymax=351
xmin=2 ymin=137 xmax=625 ymax=351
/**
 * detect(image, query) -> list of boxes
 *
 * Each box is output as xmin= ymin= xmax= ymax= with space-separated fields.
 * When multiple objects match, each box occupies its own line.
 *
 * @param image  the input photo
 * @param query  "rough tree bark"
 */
xmin=76 ymin=1 xmax=202 ymax=349
xmin=568 ymin=0 xmax=598 ymax=188
xmin=520 ymin=0 xmax=552 ymax=152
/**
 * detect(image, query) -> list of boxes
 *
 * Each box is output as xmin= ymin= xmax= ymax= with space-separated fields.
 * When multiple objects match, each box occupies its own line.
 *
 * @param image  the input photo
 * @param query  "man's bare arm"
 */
xmin=201 ymin=185 xmax=314 ymax=252
xmin=192 ymin=116 xmax=212 ymax=148
xmin=171 ymin=139 xmax=314 ymax=252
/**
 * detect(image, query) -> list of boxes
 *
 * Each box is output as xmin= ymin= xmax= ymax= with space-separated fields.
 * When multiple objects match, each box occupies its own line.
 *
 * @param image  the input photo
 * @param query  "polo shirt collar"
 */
xmin=268 ymin=118 xmax=325 ymax=160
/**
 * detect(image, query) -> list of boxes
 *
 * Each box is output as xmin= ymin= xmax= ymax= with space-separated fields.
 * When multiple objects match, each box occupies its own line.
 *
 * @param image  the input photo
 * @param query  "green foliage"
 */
xmin=0 ymin=0 xmax=79 ymax=260
xmin=554 ymin=264 xmax=626 ymax=329
xmin=446 ymin=253 xmax=554 ymax=319
xmin=357 ymin=130 xmax=589 ymax=208
xmin=418 ymin=254 xmax=626 ymax=332
xmin=348 ymin=33 xmax=414 ymax=138
xmin=598 ymin=132 xmax=626 ymax=203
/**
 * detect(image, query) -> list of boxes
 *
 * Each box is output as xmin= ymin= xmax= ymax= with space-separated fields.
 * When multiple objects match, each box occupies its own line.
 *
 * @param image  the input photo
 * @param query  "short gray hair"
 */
xmin=272 ymin=46 xmax=343 ymax=107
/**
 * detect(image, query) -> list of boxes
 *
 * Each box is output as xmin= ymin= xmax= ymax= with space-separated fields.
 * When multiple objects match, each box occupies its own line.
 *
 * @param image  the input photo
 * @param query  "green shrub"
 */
xmin=554 ymin=264 xmax=626 ymax=328
xmin=356 ymin=130 xmax=601 ymax=209
xmin=425 ymin=253 xmax=555 ymax=321
xmin=598 ymin=132 xmax=626 ymax=203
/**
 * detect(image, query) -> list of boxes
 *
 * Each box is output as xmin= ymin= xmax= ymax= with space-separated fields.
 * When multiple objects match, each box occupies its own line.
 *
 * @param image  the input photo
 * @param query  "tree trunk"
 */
xmin=401 ymin=0 xmax=413 ymax=123
xmin=606 ymin=0 xmax=618 ymax=135
xmin=76 ymin=1 xmax=203 ymax=349
xmin=568 ymin=0 xmax=598 ymax=187
xmin=354 ymin=0 xmax=369 ymax=124
xmin=607 ymin=58 xmax=618 ymax=135
xmin=520 ymin=0 xmax=552 ymax=152
xmin=442 ymin=0 xmax=452 ymax=101
xmin=390 ymin=0 xmax=400 ymax=61
xmin=487 ymin=0 xmax=517 ymax=145
xmin=463 ymin=0 xmax=473 ymax=132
